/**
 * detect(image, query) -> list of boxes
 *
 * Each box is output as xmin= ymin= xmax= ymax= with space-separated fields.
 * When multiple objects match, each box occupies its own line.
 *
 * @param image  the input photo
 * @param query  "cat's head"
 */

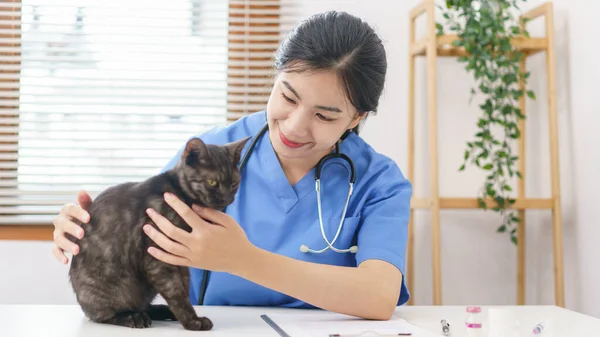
xmin=176 ymin=136 xmax=250 ymax=210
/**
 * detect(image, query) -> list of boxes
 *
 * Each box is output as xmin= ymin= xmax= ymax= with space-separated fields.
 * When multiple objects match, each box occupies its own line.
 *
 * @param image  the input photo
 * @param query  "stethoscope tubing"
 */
xmin=198 ymin=122 xmax=357 ymax=305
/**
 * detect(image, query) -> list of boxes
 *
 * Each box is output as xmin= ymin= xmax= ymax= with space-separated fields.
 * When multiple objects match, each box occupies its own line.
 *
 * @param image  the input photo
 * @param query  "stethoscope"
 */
xmin=198 ymin=122 xmax=357 ymax=305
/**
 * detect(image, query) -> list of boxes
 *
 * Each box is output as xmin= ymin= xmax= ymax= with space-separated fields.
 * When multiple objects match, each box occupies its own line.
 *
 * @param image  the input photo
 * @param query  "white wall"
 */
xmin=1 ymin=0 xmax=599 ymax=319
xmin=0 ymin=241 xmax=77 ymax=304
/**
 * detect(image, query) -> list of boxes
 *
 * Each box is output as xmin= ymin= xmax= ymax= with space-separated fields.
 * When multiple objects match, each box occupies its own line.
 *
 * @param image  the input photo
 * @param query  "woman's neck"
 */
xmin=277 ymin=146 xmax=333 ymax=186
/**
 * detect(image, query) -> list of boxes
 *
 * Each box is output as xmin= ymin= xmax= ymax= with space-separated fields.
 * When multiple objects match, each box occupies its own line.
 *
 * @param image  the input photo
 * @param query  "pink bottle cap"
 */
xmin=466 ymin=306 xmax=481 ymax=313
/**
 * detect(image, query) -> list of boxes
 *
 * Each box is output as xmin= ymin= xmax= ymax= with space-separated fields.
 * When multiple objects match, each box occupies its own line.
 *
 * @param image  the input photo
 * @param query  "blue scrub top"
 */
xmin=161 ymin=110 xmax=412 ymax=308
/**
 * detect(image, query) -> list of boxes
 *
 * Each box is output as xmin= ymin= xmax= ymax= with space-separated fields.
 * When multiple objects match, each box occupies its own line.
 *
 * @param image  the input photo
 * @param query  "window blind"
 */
xmin=0 ymin=0 xmax=298 ymax=225
xmin=227 ymin=0 xmax=297 ymax=117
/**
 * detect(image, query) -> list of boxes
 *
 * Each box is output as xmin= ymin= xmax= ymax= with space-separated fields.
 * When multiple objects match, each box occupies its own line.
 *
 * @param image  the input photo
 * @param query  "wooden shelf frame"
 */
xmin=411 ymin=34 xmax=548 ymax=57
xmin=406 ymin=0 xmax=564 ymax=307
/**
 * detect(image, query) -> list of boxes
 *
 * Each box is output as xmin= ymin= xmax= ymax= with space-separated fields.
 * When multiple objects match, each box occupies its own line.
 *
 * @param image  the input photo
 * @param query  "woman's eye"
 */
xmin=316 ymin=113 xmax=334 ymax=122
xmin=281 ymin=92 xmax=296 ymax=104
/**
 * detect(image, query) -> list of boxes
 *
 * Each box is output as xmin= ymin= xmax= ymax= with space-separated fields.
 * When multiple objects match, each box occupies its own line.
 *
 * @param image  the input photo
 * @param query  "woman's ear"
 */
xmin=348 ymin=111 xmax=367 ymax=130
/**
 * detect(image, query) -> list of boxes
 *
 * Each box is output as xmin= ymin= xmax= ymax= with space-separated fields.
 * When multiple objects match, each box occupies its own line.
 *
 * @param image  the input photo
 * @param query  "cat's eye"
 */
xmin=207 ymin=179 xmax=218 ymax=187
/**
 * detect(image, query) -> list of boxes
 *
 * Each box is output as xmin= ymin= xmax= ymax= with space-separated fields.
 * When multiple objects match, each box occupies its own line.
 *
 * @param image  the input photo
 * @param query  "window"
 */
xmin=0 ymin=0 xmax=290 ymax=227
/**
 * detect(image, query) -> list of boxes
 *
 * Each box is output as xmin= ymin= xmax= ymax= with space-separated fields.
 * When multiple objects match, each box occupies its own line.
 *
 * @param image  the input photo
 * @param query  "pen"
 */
xmin=260 ymin=314 xmax=291 ymax=337
xmin=440 ymin=319 xmax=451 ymax=336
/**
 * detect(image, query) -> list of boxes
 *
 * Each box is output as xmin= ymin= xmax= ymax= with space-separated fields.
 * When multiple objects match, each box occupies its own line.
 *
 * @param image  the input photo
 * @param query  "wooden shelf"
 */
xmin=411 ymin=34 xmax=548 ymax=57
xmin=406 ymin=0 xmax=564 ymax=308
xmin=411 ymin=197 xmax=553 ymax=210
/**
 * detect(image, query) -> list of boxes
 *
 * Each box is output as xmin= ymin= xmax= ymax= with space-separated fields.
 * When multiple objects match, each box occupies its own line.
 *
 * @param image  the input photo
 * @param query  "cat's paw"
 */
xmin=114 ymin=312 xmax=152 ymax=328
xmin=182 ymin=316 xmax=213 ymax=331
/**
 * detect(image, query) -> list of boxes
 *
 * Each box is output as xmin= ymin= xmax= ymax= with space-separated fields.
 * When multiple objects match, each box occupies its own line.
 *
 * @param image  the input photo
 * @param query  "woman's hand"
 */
xmin=52 ymin=190 xmax=93 ymax=264
xmin=143 ymin=192 xmax=254 ymax=274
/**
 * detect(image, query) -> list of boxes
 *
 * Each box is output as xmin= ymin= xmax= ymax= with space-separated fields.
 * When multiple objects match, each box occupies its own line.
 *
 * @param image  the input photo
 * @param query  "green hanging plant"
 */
xmin=435 ymin=0 xmax=534 ymax=245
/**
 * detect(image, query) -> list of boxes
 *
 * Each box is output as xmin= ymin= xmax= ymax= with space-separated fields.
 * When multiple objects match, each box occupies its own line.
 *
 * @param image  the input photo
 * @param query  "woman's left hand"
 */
xmin=143 ymin=192 xmax=254 ymax=274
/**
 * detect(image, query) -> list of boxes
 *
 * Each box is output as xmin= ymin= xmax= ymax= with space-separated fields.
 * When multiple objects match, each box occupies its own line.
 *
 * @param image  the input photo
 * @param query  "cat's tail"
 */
xmin=146 ymin=304 xmax=177 ymax=321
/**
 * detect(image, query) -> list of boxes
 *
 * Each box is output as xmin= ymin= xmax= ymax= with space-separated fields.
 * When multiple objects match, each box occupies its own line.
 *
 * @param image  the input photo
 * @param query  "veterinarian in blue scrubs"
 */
xmin=51 ymin=11 xmax=412 ymax=320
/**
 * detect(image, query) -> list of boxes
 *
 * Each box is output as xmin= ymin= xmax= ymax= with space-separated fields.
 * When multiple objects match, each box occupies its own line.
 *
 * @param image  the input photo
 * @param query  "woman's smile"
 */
xmin=278 ymin=127 xmax=309 ymax=148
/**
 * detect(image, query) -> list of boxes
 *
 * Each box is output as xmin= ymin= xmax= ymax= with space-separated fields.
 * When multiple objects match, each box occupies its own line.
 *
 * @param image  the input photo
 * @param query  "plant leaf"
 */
xmin=451 ymin=0 xmax=527 ymax=245
xmin=436 ymin=23 xmax=445 ymax=36
xmin=452 ymin=39 xmax=463 ymax=47
xmin=478 ymin=197 xmax=487 ymax=210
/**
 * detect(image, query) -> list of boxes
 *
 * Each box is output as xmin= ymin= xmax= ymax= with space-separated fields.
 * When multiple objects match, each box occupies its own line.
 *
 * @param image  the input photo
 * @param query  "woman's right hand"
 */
xmin=52 ymin=190 xmax=93 ymax=264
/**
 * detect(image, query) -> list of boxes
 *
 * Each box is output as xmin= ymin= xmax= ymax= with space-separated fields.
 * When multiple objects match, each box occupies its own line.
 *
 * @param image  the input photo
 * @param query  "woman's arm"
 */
xmin=144 ymin=193 xmax=405 ymax=320
xmin=232 ymin=247 xmax=402 ymax=320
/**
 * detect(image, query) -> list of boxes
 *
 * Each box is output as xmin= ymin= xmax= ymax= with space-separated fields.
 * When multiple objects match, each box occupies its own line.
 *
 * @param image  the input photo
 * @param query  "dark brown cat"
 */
xmin=68 ymin=136 xmax=249 ymax=330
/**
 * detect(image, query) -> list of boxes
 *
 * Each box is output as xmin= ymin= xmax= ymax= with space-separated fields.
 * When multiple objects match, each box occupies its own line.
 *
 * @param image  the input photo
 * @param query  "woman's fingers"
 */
xmin=143 ymin=224 xmax=190 ymax=258
xmin=52 ymin=244 xmax=68 ymax=264
xmin=162 ymin=193 xmax=207 ymax=231
xmin=192 ymin=205 xmax=227 ymax=227
xmin=145 ymin=208 xmax=191 ymax=245
xmin=53 ymin=230 xmax=80 ymax=255
xmin=147 ymin=246 xmax=189 ymax=267
xmin=54 ymin=215 xmax=84 ymax=240
xmin=50 ymin=192 xmax=92 ymax=265
xmin=51 ymin=203 xmax=86 ymax=262
xmin=76 ymin=190 xmax=93 ymax=211
xmin=63 ymin=203 xmax=90 ymax=224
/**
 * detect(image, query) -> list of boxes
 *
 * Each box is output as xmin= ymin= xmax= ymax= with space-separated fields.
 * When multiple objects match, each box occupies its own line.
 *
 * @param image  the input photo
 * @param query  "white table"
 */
xmin=0 ymin=304 xmax=598 ymax=336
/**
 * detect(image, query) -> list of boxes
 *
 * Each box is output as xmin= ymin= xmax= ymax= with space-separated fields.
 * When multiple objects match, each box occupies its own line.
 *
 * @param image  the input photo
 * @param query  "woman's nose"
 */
xmin=286 ymin=110 xmax=310 ymax=136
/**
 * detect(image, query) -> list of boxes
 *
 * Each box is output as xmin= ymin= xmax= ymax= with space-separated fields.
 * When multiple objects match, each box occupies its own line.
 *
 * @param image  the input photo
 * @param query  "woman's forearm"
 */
xmin=231 ymin=245 xmax=402 ymax=320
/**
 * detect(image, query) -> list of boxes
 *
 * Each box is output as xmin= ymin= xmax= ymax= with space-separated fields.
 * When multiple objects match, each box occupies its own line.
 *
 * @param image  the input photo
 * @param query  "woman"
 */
xmin=51 ymin=11 xmax=412 ymax=320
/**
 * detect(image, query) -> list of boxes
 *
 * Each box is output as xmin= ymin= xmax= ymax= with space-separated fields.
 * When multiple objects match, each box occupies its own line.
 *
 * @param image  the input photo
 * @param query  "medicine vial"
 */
xmin=465 ymin=306 xmax=483 ymax=337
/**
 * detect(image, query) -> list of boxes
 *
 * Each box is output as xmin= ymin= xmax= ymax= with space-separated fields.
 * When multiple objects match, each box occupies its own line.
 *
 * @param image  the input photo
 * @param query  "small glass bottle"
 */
xmin=465 ymin=306 xmax=483 ymax=337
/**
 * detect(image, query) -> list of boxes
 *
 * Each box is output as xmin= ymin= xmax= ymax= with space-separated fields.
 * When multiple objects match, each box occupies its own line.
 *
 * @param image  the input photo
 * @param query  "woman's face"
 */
xmin=266 ymin=68 xmax=363 ymax=162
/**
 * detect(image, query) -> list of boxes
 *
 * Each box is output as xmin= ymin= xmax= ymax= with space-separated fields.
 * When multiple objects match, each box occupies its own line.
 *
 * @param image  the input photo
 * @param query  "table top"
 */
xmin=0 ymin=304 xmax=598 ymax=336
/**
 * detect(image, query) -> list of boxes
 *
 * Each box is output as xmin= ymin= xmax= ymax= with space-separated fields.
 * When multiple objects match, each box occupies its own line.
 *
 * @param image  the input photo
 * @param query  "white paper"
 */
xmin=264 ymin=312 xmax=440 ymax=337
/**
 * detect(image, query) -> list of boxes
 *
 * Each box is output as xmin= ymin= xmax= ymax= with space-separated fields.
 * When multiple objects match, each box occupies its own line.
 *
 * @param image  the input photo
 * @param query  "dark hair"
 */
xmin=274 ymin=11 xmax=387 ymax=135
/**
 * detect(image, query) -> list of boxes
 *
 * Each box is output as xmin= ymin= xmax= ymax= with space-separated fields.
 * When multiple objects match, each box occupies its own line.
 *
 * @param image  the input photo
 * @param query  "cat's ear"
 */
xmin=183 ymin=137 xmax=209 ymax=165
xmin=225 ymin=136 xmax=251 ymax=165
